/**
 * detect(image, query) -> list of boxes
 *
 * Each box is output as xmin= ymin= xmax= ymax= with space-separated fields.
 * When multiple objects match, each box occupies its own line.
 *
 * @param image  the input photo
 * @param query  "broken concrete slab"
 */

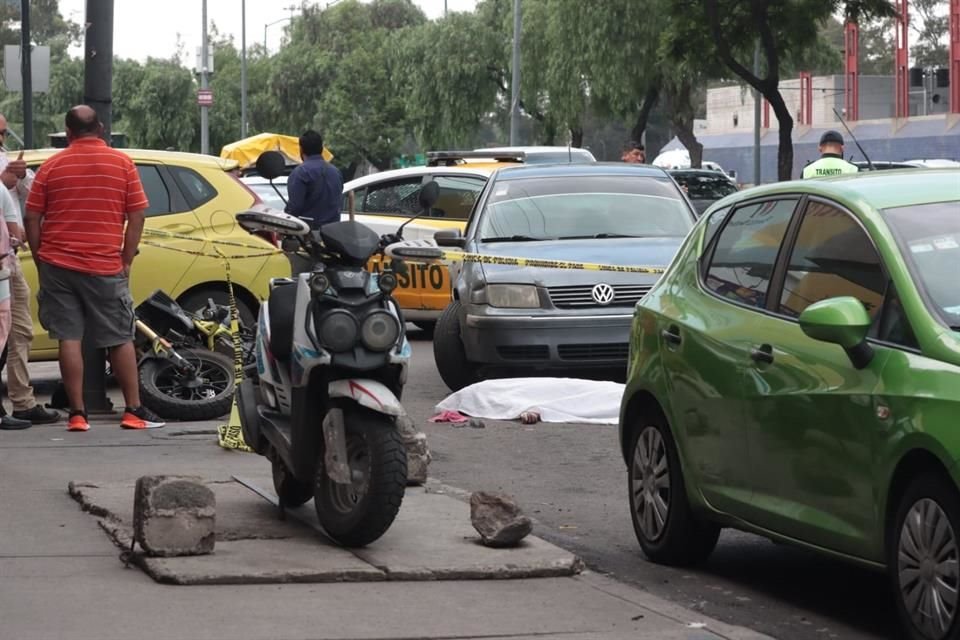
xmin=134 ymin=476 xmax=216 ymax=557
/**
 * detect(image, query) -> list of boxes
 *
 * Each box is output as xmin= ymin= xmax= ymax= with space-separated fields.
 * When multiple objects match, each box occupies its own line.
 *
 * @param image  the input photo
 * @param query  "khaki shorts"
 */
xmin=36 ymin=261 xmax=135 ymax=348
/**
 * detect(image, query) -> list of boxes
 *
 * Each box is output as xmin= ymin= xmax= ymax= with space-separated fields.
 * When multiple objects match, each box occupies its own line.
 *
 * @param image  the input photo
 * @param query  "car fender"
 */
xmin=328 ymin=378 xmax=405 ymax=417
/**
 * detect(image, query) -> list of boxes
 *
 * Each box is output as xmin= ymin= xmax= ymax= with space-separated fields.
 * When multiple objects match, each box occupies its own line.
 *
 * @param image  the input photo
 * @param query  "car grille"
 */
xmin=547 ymin=284 xmax=653 ymax=308
xmin=497 ymin=345 xmax=550 ymax=361
xmin=558 ymin=343 xmax=630 ymax=361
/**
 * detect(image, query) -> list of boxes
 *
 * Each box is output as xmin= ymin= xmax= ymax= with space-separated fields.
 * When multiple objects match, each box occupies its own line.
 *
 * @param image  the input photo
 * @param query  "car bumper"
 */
xmin=462 ymin=310 xmax=634 ymax=367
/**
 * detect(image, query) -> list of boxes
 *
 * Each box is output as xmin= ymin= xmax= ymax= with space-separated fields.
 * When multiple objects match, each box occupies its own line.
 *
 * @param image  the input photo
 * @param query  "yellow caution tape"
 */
xmin=405 ymin=249 xmax=667 ymax=275
xmin=217 ymin=254 xmax=254 ymax=453
xmin=142 ymin=228 xmax=283 ymax=254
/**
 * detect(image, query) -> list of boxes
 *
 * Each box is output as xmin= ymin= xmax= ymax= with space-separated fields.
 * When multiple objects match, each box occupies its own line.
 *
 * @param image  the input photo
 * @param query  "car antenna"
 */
xmin=832 ymin=107 xmax=873 ymax=171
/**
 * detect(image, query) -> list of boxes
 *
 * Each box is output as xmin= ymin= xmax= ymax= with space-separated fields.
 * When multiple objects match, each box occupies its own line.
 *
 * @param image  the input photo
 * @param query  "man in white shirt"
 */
xmin=0 ymin=114 xmax=60 ymax=429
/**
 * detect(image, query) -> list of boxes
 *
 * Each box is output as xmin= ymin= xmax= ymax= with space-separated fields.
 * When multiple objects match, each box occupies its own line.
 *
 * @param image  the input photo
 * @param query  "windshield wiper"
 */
xmin=557 ymin=233 xmax=643 ymax=239
xmin=481 ymin=235 xmax=549 ymax=242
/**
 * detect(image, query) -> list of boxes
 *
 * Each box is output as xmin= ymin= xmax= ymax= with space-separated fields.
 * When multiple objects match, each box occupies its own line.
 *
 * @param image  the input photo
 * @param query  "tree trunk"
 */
xmin=673 ymin=122 xmax=703 ymax=168
xmin=665 ymin=79 xmax=702 ymax=168
xmin=570 ymin=126 xmax=583 ymax=148
xmin=631 ymin=82 xmax=661 ymax=143
xmin=764 ymin=86 xmax=794 ymax=181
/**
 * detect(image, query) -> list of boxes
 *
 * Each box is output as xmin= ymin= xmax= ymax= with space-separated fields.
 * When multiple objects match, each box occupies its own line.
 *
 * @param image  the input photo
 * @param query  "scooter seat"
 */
xmin=269 ymin=282 xmax=297 ymax=361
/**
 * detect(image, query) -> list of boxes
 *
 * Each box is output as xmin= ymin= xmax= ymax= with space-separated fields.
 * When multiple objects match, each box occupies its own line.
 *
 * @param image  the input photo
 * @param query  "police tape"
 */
xmin=141 ymin=240 xmax=280 ymax=261
xmin=392 ymin=247 xmax=667 ymax=275
xmin=142 ymin=227 xmax=283 ymax=253
xmin=216 ymin=255 xmax=254 ymax=453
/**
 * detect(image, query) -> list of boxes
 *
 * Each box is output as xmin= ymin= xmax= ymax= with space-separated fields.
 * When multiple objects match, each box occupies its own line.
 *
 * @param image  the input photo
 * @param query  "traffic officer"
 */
xmin=801 ymin=130 xmax=859 ymax=179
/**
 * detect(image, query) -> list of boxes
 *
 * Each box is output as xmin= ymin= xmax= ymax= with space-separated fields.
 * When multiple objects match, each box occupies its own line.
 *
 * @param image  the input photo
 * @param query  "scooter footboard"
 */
xmin=327 ymin=379 xmax=404 ymax=417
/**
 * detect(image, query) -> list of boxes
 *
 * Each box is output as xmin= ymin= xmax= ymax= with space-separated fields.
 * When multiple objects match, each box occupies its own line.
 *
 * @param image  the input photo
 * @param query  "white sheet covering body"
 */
xmin=436 ymin=378 xmax=626 ymax=425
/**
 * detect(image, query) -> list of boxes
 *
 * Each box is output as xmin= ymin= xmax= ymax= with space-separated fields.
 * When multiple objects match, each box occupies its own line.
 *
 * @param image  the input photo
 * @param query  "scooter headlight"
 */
xmin=310 ymin=272 xmax=331 ymax=295
xmin=318 ymin=309 xmax=359 ymax=352
xmin=360 ymin=310 xmax=400 ymax=351
xmin=379 ymin=272 xmax=398 ymax=294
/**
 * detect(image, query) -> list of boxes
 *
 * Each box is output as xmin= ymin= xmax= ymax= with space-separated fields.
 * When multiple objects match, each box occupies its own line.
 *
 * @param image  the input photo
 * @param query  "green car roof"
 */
xmin=718 ymin=168 xmax=960 ymax=212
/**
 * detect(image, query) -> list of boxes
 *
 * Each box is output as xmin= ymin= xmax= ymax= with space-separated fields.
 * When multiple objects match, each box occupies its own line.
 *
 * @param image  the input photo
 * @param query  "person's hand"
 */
xmin=0 ymin=170 xmax=15 ymax=189
xmin=7 ymin=151 xmax=26 ymax=179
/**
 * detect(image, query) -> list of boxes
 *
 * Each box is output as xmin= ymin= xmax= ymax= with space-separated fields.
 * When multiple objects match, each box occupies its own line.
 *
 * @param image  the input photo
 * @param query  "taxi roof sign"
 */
xmin=426 ymin=150 xmax=526 ymax=166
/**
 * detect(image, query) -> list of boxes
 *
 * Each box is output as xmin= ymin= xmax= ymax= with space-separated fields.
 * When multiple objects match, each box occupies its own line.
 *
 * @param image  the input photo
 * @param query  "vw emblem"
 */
xmin=591 ymin=283 xmax=615 ymax=305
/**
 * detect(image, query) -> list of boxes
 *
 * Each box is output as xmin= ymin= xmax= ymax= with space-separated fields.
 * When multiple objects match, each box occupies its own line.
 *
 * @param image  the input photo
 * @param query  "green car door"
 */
xmin=659 ymin=198 xmax=799 ymax=514
xmin=729 ymin=198 xmax=897 ymax=554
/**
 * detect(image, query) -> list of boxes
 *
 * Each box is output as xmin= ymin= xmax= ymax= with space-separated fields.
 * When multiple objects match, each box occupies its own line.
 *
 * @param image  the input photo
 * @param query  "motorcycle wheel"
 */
xmin=314 ymin=408 xmax=407 ymax=547
xmin=272 ymin=451 xmax=313 ymax=508
xmin=139 ymin=348 xmax=236 ymax=420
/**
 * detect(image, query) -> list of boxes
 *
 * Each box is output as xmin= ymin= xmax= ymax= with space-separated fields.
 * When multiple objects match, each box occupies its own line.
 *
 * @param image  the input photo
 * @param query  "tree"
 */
xmin=669 ymin=0 xmax=895 ymax=180
xmin=118 ymin=58 xmax=198 ymax=151
xmin=911 ymin=0 xmax=949 ymax=68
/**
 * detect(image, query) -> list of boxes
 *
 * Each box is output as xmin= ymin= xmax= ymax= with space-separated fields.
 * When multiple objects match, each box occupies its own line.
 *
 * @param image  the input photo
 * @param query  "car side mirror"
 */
xmin=419 ymin=180 xmax=440 ymax=212
xmin=434 ymin=228 xmax=465 ymax=248
xmin=799 ymin=296 xmax=874 ymax=369
xmin=255 ymin=151 xmax=286 ymax=181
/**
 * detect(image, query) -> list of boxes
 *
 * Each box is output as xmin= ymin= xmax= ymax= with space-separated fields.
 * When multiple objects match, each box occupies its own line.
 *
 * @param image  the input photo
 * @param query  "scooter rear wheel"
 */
xmin=314 ymin=408 xmax=407 ymax=547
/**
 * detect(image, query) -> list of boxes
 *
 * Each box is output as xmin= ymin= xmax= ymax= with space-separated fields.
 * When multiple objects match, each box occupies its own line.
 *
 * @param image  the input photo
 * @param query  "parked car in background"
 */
xmin=242 ymin=175 xmax=288 ymax=211
xmin=15 ymin=149 xmax=290 ymax=360
xmin=668 ymin=169 xmax=739 ymax=216
xmin=431 ymin=163 xmax=697 ymax=391
xmin=618 ymin=168 xmax=960 ymax=640
xmin=852 ymin=159 xmax=960 ymax=171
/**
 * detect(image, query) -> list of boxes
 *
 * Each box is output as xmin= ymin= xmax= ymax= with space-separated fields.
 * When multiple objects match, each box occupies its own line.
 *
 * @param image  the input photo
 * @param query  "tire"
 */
xmin=627 ymin=414 xmax=720 ymax=566
xmin=272 ymin=452 xmax=313 ymax=508
xmin=432 ymin=301 xmax=477 ymax=392
xmin=314 ymin=408 xmax=407 ymax=547
xmin=139 ymin=348 xmax=236 ymax=420
xmin=889 ymin=472 xmax=960 ymax=640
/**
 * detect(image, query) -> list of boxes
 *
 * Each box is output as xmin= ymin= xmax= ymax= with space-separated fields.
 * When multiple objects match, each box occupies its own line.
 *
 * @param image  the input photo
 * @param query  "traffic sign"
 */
xmin=197 ymin=89 xmax=214 ymax=107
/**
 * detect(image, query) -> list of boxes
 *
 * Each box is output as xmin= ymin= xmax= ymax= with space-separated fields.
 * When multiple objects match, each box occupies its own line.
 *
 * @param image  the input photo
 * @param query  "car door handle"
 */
xmin=661 ymin=327 xmax=682 ymax=346
xmin=750 ymin=344 xmax=774 ymax=364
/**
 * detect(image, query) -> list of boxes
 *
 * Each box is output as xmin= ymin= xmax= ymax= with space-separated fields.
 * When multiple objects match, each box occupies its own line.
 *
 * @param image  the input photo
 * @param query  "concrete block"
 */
xmin=133 ymin=476 xmax=216 ymax=557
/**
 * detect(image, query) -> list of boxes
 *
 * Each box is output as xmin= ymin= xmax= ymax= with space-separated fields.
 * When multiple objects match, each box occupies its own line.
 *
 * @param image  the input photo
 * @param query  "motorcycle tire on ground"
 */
xmin=314 ymin=407 xmax=407 ymax=547
xmin=139 ymin=348 xmax=236 ymax=421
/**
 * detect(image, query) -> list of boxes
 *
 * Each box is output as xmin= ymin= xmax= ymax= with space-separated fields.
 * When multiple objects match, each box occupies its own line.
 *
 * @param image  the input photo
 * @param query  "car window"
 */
xmin=704 ymin=199 xmax=798 ymax=309
xmin=479 ymin=176 xmax=692 ymax=241
xmin=430 ymin=175 xmax=485 ymax=220
xmin=876 ymin=284 xmax=919 ymax=349
xmin=674 ymin=174 xmax=738 ymax=200
xmin=170 ymin=166 xmax=217 ymax=208
xmin=778 ymin=201 xmax=886 ymax=320
xmin=343 ymin=187 xmax=366 ymax=214
xmin=361 ymin=178 xmax=423 ymax=215
xmin=249 ymin=183 xmax=287 ymax=210
xmin=136 ymin=165 xmax=171 ymax=216
xmin=703 ymin=206 xmax=731 ymax=248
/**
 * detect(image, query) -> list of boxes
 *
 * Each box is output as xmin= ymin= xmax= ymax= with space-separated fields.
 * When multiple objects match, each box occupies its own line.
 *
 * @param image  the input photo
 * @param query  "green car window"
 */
xmin=779 ymin=200 xmax=886 ymax=319
xmin=704 ymin=199 xmax=798 ymax=309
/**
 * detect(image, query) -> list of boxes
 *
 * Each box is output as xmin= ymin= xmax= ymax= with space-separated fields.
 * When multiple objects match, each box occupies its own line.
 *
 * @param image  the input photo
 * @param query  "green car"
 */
xmin=619 ymin=169 xmax=960 ymax=640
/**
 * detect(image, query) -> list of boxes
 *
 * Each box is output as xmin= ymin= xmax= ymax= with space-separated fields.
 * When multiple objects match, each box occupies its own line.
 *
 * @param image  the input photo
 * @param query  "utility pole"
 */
xmin=20 ymin=0 xmax=32 ymax=148
xmin=444 ymin=0 xmax=448 ymax=17
xmin=509 ymin=0 xmax=521 ymax=145
xmin=200 ymin=0 xmax=210 ymax=155
xmin=752 ymin=40 xmax=761 ymax=185
xmin=241 ymin=0 xmax=248 ymax=138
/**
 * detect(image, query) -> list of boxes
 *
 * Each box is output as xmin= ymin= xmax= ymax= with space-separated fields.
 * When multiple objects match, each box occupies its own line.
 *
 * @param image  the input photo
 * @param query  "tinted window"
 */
xmin=136 ymin=165 xmax=171 ymax=216
xmin=361 ymin=178 xmax=423 ymax=215
xmin=673 ymin=173 xmax=738 ymax=200
xmin=171 ymin=166 xmax=217 ymax=207
xmin=779 ymin=201 xmax=885 ymax=319
xmin=343 ymin=187 xmax=366 ymax=214
xmin=479 ymin=176 xmax=692 ymax=241
xmin=876 ymin=285 xmax=919 ymax=349
xmin=430 ymin=175 xmax=485 ymax=220
xmin=705 ymin=199 xmax=798 ymax=309
xmin=703 ymin=206 xmax=731 ymax=248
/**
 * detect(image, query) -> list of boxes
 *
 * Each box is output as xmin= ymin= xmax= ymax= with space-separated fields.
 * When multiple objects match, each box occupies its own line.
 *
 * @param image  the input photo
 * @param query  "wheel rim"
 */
xmin=152 ymin=355 xmax=232 ymax=402
xmin=324 ymin=433 xmax=370 ymax=515
xmin=631 ymin=426 xmax=670 ymax=542
xmin=898 ymin=497 xmax=960 ymax=638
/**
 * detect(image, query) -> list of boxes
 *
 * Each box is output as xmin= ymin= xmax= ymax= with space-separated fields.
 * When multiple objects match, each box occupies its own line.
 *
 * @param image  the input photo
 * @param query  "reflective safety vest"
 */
xmin=802 ymin=155 xmax=860 ymax=179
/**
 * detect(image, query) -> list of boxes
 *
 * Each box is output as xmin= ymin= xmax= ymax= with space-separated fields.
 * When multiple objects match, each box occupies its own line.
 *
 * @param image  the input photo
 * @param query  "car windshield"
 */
xmin=479 ymin=176 xmax=692 ymax=241
xmin=673 ymin=174 xmax=738 ymax=200
xmin=250 ymin=183 xmax=287 ymax=210
xmin=883 ymin=201 xmax=960 ymax=330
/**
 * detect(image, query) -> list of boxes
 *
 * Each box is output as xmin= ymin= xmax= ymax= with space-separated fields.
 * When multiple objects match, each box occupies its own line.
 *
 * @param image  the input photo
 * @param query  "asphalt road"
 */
xmin=401 ymin=328 xmax=900 ymax=640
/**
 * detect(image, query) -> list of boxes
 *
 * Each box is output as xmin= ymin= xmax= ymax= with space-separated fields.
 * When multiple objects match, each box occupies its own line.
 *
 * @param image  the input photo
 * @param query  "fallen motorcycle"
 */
xmin=233 ymin=150 xmax=437 ymax=547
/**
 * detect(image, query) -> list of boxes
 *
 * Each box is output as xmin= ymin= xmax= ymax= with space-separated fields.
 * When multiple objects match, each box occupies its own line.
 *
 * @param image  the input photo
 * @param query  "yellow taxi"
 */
xmin=12 ymin=148 xmax=291 ymax=360
xmin=342 ymin=151 xmax=524 ymax=330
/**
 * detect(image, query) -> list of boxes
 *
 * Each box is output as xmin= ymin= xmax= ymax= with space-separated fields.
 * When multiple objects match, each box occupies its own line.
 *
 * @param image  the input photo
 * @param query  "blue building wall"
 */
xmin=662 ymin=117 xmax=960 ymax=183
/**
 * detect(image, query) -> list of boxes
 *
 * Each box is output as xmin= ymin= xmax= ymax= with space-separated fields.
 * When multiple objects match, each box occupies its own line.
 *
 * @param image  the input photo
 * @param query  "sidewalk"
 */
xmin=0 ymin=390 xmax=773 ymax=640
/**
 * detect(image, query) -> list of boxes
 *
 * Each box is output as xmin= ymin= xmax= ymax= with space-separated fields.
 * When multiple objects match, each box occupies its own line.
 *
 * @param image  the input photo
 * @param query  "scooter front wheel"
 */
xmin=314 ymin=408 xmax=407 ymax=547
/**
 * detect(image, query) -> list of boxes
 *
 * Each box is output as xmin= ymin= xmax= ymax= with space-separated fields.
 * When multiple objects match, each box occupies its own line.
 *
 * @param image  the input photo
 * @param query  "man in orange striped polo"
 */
xmin=24 ymin=105 xmax=164 ymax=432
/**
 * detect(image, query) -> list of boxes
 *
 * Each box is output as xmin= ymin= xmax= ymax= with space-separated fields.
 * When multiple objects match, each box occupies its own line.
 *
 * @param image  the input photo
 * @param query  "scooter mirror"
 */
xmin=256 ymin=151 xmax=286 ymax=181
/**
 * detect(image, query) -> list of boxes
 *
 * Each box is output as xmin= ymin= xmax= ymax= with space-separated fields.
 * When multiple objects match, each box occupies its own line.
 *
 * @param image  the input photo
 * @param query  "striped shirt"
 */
xmin=25 ymin=137 xmax=148 ymax=275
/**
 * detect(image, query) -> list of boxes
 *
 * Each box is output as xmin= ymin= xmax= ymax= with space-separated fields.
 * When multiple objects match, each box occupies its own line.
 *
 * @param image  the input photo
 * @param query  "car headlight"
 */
xmin=485 ymin=284 xmax=540 ymax=309
xmin=318 ymin=309 xmax=358 ymax=352
xmin=360 ymin=310 xmax=400 ymax=351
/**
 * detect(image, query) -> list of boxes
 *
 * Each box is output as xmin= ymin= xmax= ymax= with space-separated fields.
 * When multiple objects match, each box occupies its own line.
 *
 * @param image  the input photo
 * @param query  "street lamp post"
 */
xmin=263 ymin=17 xmax=292 ymax=52
xmin=241 ymin=0 xmax=247 ymax=138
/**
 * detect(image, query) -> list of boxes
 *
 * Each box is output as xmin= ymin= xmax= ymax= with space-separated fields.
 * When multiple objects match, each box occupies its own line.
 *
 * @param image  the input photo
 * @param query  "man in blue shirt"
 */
xmin=284 ymin=130 xmax=343 ymax=229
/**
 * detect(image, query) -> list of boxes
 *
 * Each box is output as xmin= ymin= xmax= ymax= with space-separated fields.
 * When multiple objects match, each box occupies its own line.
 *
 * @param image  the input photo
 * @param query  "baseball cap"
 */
xmin=819 ymin=130 xmax=844 ymax=145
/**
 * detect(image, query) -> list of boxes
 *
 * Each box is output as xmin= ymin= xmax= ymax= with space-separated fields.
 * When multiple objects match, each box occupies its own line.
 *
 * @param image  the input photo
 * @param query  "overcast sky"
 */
xmin=57 ymin=0 xmax=479 ymax=63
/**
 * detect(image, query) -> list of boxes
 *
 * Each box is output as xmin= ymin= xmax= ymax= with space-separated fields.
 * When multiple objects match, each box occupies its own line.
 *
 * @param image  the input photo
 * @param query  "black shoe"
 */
xmin=13 ymin=405 xmax=61 ymax=425
xmin=0 ymin=414 xmax=32 ymax=430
